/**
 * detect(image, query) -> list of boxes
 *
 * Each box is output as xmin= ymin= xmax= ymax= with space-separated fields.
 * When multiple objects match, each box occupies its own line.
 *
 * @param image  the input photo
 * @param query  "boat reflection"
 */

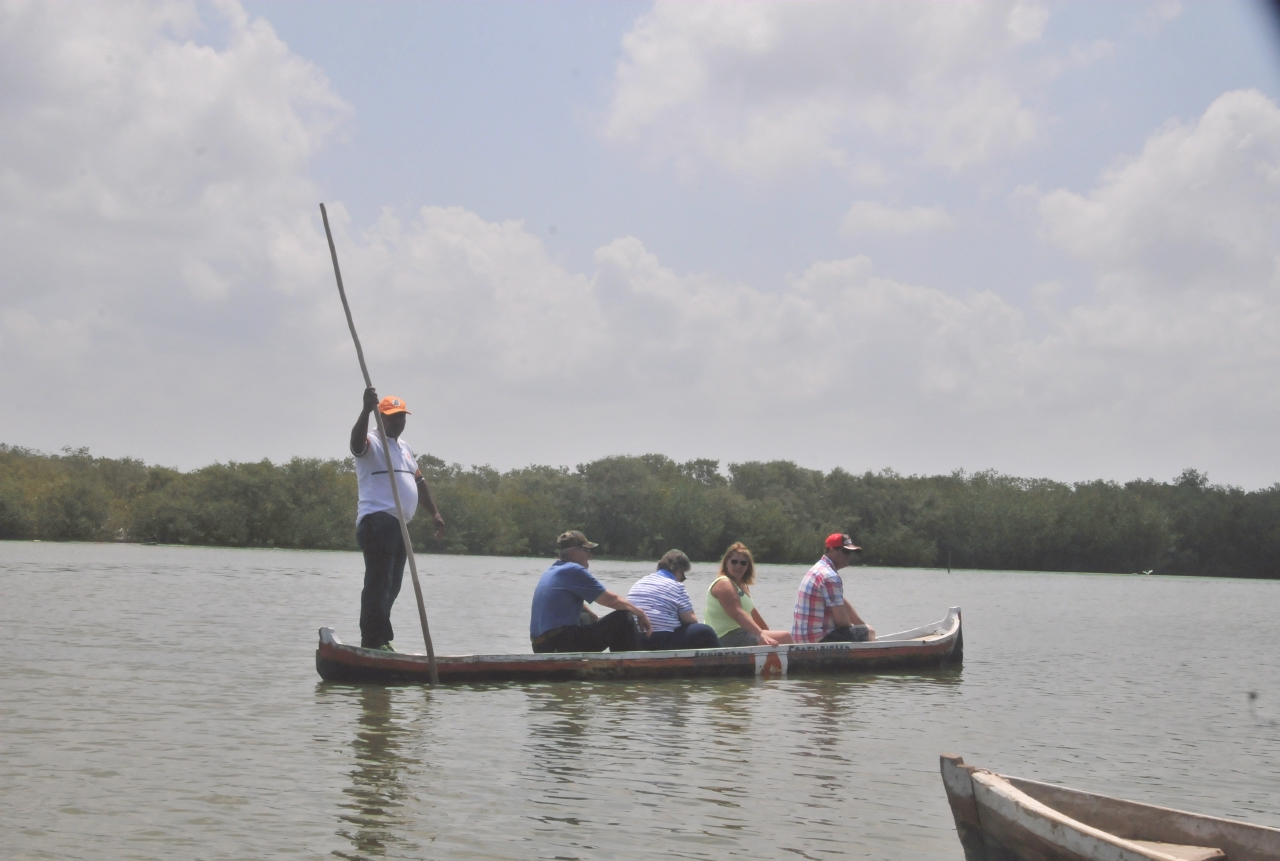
xmin=518 ymin=679 xmax=707 ymax=845
xmin=327 ymin=685 xmax=422 ymax=861
xmin=514 ymin=670 xmax=961 ymax=769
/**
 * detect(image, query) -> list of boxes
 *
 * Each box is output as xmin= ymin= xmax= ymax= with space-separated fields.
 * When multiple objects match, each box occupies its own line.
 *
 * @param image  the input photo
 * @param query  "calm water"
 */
xmin=2 ymin=542 xmax=1279 ymax=861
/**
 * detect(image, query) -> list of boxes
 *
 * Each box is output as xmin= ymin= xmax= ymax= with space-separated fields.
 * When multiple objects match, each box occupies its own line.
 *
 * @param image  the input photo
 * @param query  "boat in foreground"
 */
xmin=941 ymin=754 xmax=1280 ymax=861
xmin=315 ymin=606 xmax=961 ymax=684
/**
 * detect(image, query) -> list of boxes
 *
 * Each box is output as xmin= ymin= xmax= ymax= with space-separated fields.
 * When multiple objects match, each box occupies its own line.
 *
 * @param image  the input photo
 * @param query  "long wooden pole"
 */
xmin=319 ymin=202 xmax=439 ymax=686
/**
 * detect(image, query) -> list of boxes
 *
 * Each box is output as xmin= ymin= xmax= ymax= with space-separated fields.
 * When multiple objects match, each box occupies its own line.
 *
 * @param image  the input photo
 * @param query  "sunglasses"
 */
xmin=728 ymin=559 xmax=749 ymax=566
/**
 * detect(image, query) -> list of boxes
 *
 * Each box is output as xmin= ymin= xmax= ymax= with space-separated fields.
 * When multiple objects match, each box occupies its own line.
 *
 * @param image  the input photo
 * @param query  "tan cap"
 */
xmin=557 ymin=530 xmax=598 ymax=550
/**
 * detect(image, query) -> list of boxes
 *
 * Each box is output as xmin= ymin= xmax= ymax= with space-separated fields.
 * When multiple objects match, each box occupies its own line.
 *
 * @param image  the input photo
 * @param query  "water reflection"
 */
xmin=787 ymin=670 xmax=961 ymax=748
xmin=12 ymin=544 xmax=1280 ymax=861
xmin=524 ymin=681 xmax=599 ymax=788
xmin=329 ymin=685 xmax=421 ymax=861
xmin=319 ymin=669 xmax=965 ymax=859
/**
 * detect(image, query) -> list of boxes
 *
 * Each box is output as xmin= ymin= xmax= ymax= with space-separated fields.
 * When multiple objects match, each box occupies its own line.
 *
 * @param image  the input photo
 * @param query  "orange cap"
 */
xmin=378 ymin=396 xmax=410 ymax=416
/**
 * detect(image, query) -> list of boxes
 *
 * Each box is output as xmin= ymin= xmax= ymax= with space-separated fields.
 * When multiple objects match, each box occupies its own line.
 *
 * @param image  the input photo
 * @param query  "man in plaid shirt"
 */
xmin=791 ymin=533 xmax=876 ymax=643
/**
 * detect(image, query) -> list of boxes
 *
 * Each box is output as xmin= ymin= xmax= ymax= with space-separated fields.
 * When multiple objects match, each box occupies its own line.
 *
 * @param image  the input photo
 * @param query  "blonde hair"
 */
xmin=718 ymin=542 xmax=756 ymax=586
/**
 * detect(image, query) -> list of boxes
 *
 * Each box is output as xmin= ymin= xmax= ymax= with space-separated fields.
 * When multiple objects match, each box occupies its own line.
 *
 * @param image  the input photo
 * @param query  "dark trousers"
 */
xmin=640 ymin=623 xmax=721 ymax=651
xmin=532 ymin=610 xmax=640 ymax=654
xmin=357 ymin=511 xmax=406 ymax=649
xmin=820 ymin=624 xmax=870 ymax=643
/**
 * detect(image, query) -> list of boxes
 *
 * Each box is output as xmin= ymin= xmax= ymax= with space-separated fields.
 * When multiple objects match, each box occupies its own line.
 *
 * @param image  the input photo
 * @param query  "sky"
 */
xmin=3 ymin=0 xmax=1280 ymax=488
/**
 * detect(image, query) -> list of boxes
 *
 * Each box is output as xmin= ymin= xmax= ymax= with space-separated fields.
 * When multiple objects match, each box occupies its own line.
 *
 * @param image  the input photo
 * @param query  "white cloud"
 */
xmin=1038 ymin=89 xmax=1280 ymax=296
xmin=1136 ymin=1 xmax=1183 ymax=34
xmin=3 ymin=2 xmax=1280 ymax=487
xmin=1023 ymin=89 xmax=1280 ymax=469
xmin=602 ymin=1 xmax=1051 ymax=180
xmin=0 ymin=0 xmax=346 ymax=312
xmin=329 ymin=218 xmax=1017 ymax=413
xmin=1029 ymin=89 xmax=1280 ymax=437
xmin=841 ymin=201 xmax=952 ymax=237
xmin=335 ymin=206 xmax=606 ymax=382
xmin=0 ymin=0 xmax=348 ymax=465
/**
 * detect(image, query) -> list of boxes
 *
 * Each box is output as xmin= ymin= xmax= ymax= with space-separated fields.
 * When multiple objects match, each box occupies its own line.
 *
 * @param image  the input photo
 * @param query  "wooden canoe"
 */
xmin=940 ymin=754 xmax=1280 ymax=861
xmin=315 ymin=606 xmax=962 ymax=684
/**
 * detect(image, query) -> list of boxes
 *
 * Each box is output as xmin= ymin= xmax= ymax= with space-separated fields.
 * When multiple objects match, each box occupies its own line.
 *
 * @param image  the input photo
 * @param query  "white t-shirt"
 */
xmin=355 ymin=433 xmax=419 ymax=524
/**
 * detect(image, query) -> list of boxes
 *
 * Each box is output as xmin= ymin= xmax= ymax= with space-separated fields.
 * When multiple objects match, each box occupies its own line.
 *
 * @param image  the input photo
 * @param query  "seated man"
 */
xmin=627 ymin=549 xmax=721 ymax=651
xmin=530 ymin=530 xmax=653 ymax=654
xmin=791 ymin=533 xmax=877 ymax=644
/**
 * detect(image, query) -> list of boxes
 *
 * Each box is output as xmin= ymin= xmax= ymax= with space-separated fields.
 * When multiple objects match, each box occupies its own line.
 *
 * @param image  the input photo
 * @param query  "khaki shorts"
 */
xmin=718 ymin=628 xmax=760 ymax=648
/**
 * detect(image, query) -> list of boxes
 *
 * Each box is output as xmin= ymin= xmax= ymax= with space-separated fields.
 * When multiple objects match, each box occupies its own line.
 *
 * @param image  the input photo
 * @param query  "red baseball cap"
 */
xmin=825 ymin=533 xmax=861 ymax=552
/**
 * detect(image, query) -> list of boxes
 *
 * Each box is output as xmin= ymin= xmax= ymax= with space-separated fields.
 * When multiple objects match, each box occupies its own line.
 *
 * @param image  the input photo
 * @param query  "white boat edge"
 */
xmin=941 ymin=754 xmax=1280 ymax=861
xmin=319 ymin=605 xmax=962 ymax=666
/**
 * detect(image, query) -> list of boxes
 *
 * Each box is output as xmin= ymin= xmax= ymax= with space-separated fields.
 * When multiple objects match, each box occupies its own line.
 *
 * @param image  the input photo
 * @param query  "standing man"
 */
xmin=791 ymin=533 xmax=877 ymax=644
xmin=350 ymin=386 xmax=445 ymax=651
xmin=530 ymin=530 xmax=653 ymax=653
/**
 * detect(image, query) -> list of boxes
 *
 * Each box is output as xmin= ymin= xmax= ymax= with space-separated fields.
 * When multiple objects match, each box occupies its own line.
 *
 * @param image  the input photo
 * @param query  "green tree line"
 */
xmin=2 ymin=444 xmax=1278 ymax=577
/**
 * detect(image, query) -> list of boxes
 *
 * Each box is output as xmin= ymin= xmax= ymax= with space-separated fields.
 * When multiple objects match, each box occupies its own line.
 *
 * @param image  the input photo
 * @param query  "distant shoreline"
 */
xmin=2 ymin=444 xmax=1276 ymax=578
xmin=7 ymin=539 xmax=1277 ymax=586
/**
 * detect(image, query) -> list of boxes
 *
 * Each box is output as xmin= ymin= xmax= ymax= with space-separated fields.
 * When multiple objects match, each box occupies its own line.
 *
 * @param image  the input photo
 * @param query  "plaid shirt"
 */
xmin=791 ymin=556 xmax=845 ymax=643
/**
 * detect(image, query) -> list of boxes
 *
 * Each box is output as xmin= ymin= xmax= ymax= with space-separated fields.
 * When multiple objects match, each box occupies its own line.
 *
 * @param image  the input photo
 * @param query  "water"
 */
xmin=2 ymin=542 xmax=1279 ymax=860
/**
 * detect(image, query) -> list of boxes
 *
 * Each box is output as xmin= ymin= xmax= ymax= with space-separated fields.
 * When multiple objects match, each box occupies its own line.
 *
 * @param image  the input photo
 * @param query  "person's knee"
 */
xmin=821 ymin=624 xmax=868 ymax=643
xmin=687 ymin=624 xmax=720 ymax=648
xmin=600 ymin=609 xmax=629 ymax=630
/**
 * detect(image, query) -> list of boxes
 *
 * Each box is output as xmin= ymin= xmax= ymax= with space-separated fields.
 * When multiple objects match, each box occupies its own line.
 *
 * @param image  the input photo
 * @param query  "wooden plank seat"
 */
xmin=1129 ymin=841 xmax=1226 ymax=861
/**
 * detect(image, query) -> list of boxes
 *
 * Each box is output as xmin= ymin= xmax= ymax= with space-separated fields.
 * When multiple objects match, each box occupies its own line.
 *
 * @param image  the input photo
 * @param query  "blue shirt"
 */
xmin=529 ymin=560 xmax=607 ymax=639
xmin=627 ymin=569 xmax=694 ymax=633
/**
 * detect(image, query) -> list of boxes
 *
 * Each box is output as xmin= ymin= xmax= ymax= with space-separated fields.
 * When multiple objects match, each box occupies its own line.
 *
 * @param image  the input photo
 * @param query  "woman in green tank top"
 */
xmin=706 ymin=542 xmax=794 ymax=648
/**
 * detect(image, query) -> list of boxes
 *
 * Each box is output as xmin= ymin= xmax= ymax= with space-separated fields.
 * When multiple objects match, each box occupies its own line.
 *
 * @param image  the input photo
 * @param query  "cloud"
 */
xmin=1030 ymin=89 xmax=1280 ymax=421
xmin=589 ymin=239 xmax=1016 ymax=404
xmin=1136 ymin=1 xmax=1183 ymax=34
xmin=841 ymin=201 xmax=952 ymax=237
xmin=334 ymin=206 xmax=605 ymax=382
xmin=3 ymin=2 xmax=1280 ymax=487
xmin=1022 ymin=89 xmax=1280 ymax=470
xmin=0 ymin=0 xmax=346 ymax=313
xmin=602 ymin=1 xmax=1051 ymax=180
xmin=0 ymin=0 xmax=348 ymax=463
xmin=1038 ymin=89 xmax=1280 ymax=296
xmin=333 ymin=215 xmax=1018 ymax=414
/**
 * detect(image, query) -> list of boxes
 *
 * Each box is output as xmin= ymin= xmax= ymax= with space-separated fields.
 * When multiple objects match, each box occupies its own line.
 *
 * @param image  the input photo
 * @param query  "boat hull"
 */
xmin=315 ymin=606 xmax=962 ymax=685
xmin=940 ymin=755 xmax=1280 ymax=861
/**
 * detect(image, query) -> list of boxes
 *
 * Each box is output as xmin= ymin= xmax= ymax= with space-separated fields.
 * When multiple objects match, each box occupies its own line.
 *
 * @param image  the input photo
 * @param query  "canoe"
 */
xmin=315 ymin=606 xmax=962 ymax=684
xmin=940 ymin=754 xmax=1280 ymax=861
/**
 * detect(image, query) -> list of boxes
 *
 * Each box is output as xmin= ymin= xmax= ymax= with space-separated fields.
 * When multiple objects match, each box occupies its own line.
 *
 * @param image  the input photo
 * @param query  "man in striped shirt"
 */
xmin=627 ymin=550 xmax=721 ymax=650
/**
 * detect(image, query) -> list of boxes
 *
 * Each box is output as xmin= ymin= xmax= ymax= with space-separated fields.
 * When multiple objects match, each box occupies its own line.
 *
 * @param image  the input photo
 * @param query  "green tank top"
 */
xmin=706 ymin=575 xmax=754 ymax=638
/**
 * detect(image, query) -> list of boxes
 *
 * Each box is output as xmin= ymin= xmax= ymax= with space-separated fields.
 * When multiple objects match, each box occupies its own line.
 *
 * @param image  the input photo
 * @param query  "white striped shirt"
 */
xmin=627 ymin=570 xmax=694 ymax=633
